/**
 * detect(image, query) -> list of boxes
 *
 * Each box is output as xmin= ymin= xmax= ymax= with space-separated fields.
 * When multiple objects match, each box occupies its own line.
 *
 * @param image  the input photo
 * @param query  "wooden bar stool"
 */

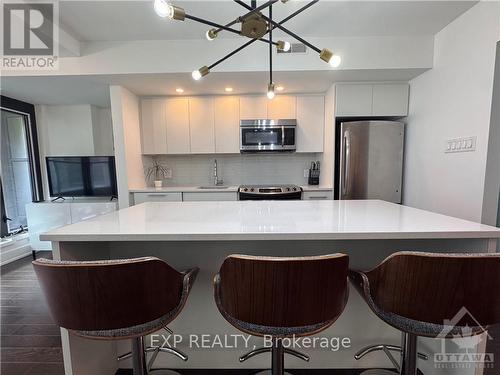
xmin=33 ymin=257 xmax=198 ymax=375
xmin=349 ymin=251 xmax=500 ymax=375
xmin=214 ymin=254 xmax=349 ymax=375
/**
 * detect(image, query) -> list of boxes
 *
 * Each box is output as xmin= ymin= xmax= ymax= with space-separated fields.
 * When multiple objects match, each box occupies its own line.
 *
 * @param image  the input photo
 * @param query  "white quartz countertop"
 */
xmin=129 ymin=186 xmax=331 ymax=193
xmin=41 ymin=200 xmax=500 ymax=242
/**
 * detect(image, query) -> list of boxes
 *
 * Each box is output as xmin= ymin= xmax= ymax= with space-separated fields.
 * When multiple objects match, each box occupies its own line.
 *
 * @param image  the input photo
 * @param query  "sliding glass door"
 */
xmin=1 ymin=109 xmax=35 ymax=235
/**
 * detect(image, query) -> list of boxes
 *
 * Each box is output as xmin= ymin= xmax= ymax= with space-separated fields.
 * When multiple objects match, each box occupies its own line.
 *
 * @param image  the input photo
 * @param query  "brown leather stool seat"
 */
xmin=214 ymin=254 xmax=349 ymax=375
xmin=33 ymin=257 xmax=198 ymax=375
xmin=349 ymin=251 xmax=500 ymax=375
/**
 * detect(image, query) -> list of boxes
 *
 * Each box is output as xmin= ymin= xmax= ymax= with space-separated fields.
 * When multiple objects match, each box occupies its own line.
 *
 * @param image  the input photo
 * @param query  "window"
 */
xmin=1 ymin=96 xmax=43 ymax=237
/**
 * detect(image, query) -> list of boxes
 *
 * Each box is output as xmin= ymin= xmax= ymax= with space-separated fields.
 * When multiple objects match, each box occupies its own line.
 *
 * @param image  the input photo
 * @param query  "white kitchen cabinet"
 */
xmin=140 ymin=98 xmax=167 ymax=154
xmin=335 ymin=84 xmax=373 ymax=116
xmin=239 ymin=96 xmax=268 ymax=119
xmin=165 ymin=98 xmax=190 ymax=154
xmin=267 ymin=95 xmax=296 ymax=119
xmin=335 ymin=83 xmax=409 ymax=117
xmin=133 ymin=192 xmax=182 ymax=204
xmin=296 ymin=95 xmax=324 ymax=153
xmin=182 ymin=192 xmax=237 ymax=201
xmin=214 ymin=96 xmax=240 ymax=153
xmin=189 ymin=97 xmax=215 ymax=154
xmin=302 ymin=191 xmax=333 ymax=200
xmin=372 ymin=84 xmax=409 ymax=116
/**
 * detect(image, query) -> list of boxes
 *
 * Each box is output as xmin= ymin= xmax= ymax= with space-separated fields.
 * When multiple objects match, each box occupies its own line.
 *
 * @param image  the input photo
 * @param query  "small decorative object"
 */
xmin=146 ymin=160 xmax=169 ymax=188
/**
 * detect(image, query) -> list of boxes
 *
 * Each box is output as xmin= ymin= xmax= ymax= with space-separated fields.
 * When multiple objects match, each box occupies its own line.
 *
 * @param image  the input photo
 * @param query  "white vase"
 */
xmin=154 ymin=180 xmax=163 ymax=188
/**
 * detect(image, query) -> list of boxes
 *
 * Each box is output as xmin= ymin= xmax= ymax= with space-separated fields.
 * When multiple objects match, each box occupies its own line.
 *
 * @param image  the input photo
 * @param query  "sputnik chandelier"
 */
xmin=153 ymin=0 xmax=341 ymax=99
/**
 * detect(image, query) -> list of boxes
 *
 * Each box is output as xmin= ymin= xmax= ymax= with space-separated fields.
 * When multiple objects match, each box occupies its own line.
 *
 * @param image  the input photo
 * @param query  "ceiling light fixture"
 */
xmin=175 ymin=88 xmax=184 ymax=93
xmin=267 ymin=83 xmax=275 ymax=100
xmin=225 ymin=87 xmax=234 ymax=92
xmin=206 ymin=29 xmax=218 ymax=41
xmin=276 ymin=85 xmax=284 ymax=91
xmin=192 ymin=66 xmax=210 ymax=80
xmin=276 ymin=40 xmax=291 ymax=52
xmin=154 ymin=0 xmax=184 ymax=20
xmin=154 ymin=0 xmax=342 ymax=95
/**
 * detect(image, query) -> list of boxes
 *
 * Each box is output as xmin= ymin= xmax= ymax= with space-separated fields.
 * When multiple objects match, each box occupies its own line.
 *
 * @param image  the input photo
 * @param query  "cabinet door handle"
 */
xmin=147 ymin=194 xmax=168 ymax=197
xmin=308 ymin=196 xmax=328 ymax=200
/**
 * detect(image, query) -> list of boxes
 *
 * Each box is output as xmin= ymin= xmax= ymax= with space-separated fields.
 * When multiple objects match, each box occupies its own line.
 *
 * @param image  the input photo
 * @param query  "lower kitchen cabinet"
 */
xmin=133 ymin=192 xmax=182 ymax=204
xmin=182 ymin=192 xmax=238 ymax=201
xmin=302 ymin=191 xmax=334 ymax=200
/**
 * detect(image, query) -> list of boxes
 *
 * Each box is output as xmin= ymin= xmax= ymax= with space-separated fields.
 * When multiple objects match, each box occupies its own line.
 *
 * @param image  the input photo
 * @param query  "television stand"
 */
xmin=50 ymin=196 xmax=66 ymax=202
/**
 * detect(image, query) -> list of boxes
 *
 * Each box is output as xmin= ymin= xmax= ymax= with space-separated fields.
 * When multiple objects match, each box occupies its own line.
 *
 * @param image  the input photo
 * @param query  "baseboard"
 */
xmin=115 ymin=369 xmax=383 ymax=374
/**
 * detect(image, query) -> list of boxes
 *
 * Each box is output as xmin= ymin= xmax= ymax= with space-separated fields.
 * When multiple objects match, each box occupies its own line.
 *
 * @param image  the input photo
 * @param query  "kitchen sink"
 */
xmin=197 ymin=186 xmax=230 ymax=190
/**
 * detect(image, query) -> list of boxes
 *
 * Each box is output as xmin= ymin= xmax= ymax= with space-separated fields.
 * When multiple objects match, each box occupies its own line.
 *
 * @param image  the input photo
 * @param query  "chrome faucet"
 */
xmin=214 ymin=159 xmax=223 ymax=186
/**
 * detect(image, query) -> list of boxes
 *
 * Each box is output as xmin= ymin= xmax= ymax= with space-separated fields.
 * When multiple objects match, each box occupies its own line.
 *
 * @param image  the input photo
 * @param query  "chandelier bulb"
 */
xmin=267 ymin=83 xmax=275 ymax=100
xmin=206 ymin=29 xmax=218 ymax=41
xmin=154 ymin=0 xmax=185 ymax=20
xmin=319 ymin=48 xmax=341 ymax=68
xmin=277 ymin=40 xmax=291 ymax=52
xmin=192 ymin=66 xmax=210 ymax=81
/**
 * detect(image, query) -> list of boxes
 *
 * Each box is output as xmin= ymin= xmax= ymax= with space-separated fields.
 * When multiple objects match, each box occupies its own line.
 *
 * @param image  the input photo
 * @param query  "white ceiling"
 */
xmin=60 ymin=1 xmax=476 ymax=42
xmin=0 ymin=68 xmax=426 ymax=107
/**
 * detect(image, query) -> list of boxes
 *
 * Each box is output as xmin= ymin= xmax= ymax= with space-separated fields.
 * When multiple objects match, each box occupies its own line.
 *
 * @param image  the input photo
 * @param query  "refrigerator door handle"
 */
xmin=342 ymin=130 xmax=351 ymax=196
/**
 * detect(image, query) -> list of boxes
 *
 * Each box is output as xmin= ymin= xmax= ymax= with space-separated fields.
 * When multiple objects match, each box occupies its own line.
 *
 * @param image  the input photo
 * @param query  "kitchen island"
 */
xmin=41 ymin=200 xmax=500 ymax=375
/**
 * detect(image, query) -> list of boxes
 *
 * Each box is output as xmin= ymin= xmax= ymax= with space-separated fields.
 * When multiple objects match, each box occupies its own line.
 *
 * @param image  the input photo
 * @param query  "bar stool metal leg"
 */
xmin=271 ymin=339 xmax=284 ymax=375
xmin=400 ymin=332 xmax=418 ymax=375
xmin=132 ymin=336 xmax=148 ymax=375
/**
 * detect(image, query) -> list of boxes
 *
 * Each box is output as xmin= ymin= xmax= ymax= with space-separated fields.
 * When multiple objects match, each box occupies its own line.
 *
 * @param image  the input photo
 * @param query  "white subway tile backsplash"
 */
xmin=147 ymin=153 xmax=319 ymax=187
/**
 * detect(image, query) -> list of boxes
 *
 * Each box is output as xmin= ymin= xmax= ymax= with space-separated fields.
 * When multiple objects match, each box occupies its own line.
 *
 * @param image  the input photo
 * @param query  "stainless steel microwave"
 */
xmin=240 ymin=119 xmax=296 ymax=152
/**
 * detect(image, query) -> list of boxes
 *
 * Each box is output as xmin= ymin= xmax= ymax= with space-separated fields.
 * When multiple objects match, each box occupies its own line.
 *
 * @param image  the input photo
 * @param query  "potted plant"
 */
xmin=146 ymin=160 xmax=169 ymax=188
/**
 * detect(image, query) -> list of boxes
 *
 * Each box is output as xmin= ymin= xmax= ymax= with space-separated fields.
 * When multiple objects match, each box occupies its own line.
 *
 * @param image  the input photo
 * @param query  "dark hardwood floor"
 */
xmin=1 ymin=252 xmax=64 ymax=375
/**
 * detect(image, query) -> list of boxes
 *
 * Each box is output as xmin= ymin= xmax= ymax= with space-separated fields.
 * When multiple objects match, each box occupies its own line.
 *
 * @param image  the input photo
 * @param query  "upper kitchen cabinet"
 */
xmin=140 ymin=98 xmax=167 ymax=154
xmin=214 ymin=96 xmax=240 ymax=153
xmin=239 ymin=96 xmax=268 ymax=119
xmin=165 ymin=97 xmax=190 ymax=154
xmin=296 ymin=95 xmax=324 ymax=153
xmin=335 ymin=84 xmax=373 ymax=116
xmin=372 ymin=84 xmax=409 ymax=116
xmin=189 ymin=97 xmax=215 ymax=154
xmin=267 ymin=95 xmax=296 ymax=119
xmin=335 ymin=83 xmax=409 ymax=117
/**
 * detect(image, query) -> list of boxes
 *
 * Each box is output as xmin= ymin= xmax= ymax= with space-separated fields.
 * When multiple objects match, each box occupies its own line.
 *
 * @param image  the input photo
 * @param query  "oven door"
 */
xmin=240 ymin=126 xmax=283 ymax=152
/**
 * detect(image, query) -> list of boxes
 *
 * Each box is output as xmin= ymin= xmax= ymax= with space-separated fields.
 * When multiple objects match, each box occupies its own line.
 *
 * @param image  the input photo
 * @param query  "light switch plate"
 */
xmin=445 ymin=136 xmax=476 ymax=153
xmin=304 ymin=169 xmax=309 ymax=178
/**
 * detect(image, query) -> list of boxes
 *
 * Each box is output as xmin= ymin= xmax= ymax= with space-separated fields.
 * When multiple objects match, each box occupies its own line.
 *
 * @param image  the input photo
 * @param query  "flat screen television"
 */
xmin=46 ymin=156 xmax=118 ymax=197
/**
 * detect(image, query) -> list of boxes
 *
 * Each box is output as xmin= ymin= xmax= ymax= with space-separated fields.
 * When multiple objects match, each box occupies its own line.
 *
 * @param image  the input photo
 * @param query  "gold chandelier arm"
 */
xmin=234 ymin=0 xmax=322 ymax=53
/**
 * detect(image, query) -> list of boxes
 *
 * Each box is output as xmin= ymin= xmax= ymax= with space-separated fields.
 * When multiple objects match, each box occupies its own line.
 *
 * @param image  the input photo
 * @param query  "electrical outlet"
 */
xmin=445 ymin=136 xmax=476 ymax=153
xmin=165 ymin=168 xmax=173 ymax=178
xmin=304 ymin=169 xmax=309 ymax=178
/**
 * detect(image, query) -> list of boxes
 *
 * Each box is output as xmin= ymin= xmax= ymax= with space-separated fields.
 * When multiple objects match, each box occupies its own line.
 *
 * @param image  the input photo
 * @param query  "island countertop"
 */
xmin=40 ymin=200 xmax=500 ymax=242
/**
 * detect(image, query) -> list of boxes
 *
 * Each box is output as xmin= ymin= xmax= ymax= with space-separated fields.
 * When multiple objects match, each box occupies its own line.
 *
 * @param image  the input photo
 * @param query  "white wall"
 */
xmin=404 ymin=2 xmax=500 ymax=222
xmin=91 ymin=107 xmax=114 ymax=156
xmin=35 ymin=104 xmax=114 ymax=198
xmin=110 ymin=86 xmax=146 ymax=209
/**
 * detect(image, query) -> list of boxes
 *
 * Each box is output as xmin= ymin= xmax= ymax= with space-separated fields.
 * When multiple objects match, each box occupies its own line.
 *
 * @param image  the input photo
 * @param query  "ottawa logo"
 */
xmin=434 ymin=307 xmax=494 ymax=369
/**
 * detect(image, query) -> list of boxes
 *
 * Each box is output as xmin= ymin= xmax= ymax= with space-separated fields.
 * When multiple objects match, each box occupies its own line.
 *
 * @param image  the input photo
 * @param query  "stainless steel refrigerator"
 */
xmin=336 ymin=120 xmax=404 ymax=203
